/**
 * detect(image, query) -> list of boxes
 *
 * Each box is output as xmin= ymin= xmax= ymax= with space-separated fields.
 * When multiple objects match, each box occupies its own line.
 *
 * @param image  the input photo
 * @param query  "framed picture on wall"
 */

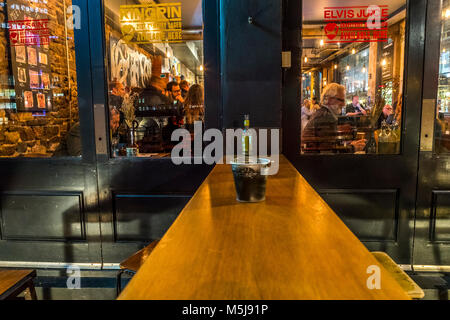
xmin=29 ymin=70 xmax=39 ymax=89
xmin=41 ymin=73 xmax=50 ymax=89
xmin=27 ymin=47 xmax=37 ymax=66
xmin=37 ymin=93 xmax=46 ymax=109
xmin=39 ymin=52 xmax=48 ymax=65
xmin=24 ymin=91 xmax=34 ymax=108
xmin=15 ymin=46 xmax=26 ymax=64
xmin=18 ymin=67 xmax=27 ymax=83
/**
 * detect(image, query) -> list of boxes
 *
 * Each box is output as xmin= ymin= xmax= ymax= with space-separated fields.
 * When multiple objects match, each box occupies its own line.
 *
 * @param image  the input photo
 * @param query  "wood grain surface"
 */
xmin=119 ymin=156 xmax=410 ymax=300
xmin=0 ymin=270 xmax=35 ymax=298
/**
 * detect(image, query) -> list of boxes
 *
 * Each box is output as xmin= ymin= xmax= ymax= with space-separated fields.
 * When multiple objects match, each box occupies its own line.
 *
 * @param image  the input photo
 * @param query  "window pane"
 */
xmin=301 ymin=1 xmax=406 ymax=155
xmin=104 ymin=0 xmax=204 ymax=158
xmin=0 ymin=0 xmax=82 ymax=158
xmin=436 ymin=0 xmax=450 ymax=153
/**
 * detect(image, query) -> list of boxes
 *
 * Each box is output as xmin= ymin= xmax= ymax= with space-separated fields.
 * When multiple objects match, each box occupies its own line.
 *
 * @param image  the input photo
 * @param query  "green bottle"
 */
xmin=242 ymin=114 xmax=252 ymax=161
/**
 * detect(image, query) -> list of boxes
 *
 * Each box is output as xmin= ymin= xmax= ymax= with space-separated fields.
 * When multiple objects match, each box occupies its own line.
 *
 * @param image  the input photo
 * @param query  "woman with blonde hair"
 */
xmin=183 ymin=84 xmax=204 ymax=132
xmin=301 ymin=99 xmax=314 ymax=131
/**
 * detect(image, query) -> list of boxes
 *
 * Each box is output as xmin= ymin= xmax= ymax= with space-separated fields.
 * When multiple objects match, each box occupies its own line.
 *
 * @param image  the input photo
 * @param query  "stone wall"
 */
xmin=0 ymin=0 xmax=79 ymax=157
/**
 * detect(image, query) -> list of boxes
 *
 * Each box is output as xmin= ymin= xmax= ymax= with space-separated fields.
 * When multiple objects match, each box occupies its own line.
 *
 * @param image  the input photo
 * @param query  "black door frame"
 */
xmin=0 ymin=0 xmax=102 ymax=266
xmin=282 ymin=0 xmax=427 ymax=265
xmin=414 ymin=0 xmax=450 ymax=267
xmin=86 ymin=0 xmax=214 ymax=264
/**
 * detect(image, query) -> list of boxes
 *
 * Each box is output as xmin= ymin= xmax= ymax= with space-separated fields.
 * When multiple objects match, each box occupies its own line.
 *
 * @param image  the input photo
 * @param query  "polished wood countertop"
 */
xmin=119 ymin=156 xmax=410 ymax=300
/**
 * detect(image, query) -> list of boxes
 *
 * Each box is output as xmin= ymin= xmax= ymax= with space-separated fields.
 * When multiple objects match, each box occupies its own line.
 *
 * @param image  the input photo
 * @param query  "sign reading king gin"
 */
xmin=324 ymin=5 xmax=389 ymax=43
xmin=120 ymin=2 xmax=182 ymax=44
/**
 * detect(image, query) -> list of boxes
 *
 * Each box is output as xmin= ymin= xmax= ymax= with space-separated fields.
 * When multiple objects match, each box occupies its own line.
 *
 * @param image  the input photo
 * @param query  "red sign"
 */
xmin=324 ymin=5 xmax=389 ymax=43
xmin=9 ymin=19 xmax=50 ymax=46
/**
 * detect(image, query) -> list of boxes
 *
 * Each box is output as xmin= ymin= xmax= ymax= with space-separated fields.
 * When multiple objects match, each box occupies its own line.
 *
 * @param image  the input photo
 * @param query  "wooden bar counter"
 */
xmin=119 ymin=156 xmax=410 ymax=300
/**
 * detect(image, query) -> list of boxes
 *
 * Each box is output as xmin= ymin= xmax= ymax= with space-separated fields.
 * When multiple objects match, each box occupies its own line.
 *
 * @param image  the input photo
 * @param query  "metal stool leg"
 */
xmin=116 ymin=270 xmax=125 ymax=297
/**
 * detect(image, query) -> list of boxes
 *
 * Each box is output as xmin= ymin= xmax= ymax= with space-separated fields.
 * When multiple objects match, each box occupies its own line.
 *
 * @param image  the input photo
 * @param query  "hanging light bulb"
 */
xmin=304 ymin=56 xmax=308 ymax=63
xmin=362 ymin=65 xmax=366 ymax=73
xmin=199 ymin=65 xmax=204 ymax=72
xmin=334 ymin=64 xmax=338 ymax=69
xmin=308 ymin=72 xmax=311 ymax=76
xmin=323 ymin=80 xmax=327 ymax=86
xmin=346 ymin=65 xmax=350 ymax=71
xmin=320 ymin=39 xmax=324 ymax=46
xmin=446 ymin=9 xmax=450 ymax=18
xmin=351 ymin=48 xmax=356 ymax=54
xmin=167 ymin=51 xmax=171 ymax=58
xmin=381 ymin=59 xmax=387 ymax=66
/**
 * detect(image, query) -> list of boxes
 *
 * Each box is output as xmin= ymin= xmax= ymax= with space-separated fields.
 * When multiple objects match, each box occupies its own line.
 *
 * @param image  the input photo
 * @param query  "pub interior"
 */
xmin=0 ymin=0 xmax=450 ymax=304
xmin=300 ymin=0 xmax=406 ymax=154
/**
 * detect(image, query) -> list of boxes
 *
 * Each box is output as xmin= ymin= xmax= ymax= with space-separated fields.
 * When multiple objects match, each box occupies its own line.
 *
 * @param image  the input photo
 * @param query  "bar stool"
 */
xmin=116 ymin=240 xmax=160 ymax=297
xmin=372 ymin=252 xmax=424 ymax=299
xmin=0 ymin=269 xmax=37 ymax=300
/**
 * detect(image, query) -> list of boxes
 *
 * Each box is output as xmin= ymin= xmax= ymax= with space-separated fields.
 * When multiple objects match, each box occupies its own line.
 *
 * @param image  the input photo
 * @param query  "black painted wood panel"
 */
xmin=220 ymin=0 xmax=282 ymax=128
xmin=0 ymin=193 xmax=85 ymax=241
xmin=319 ymin=189 xmax=399 ymax=242
xmin=113 ymin=194 xmax=190 ymax=242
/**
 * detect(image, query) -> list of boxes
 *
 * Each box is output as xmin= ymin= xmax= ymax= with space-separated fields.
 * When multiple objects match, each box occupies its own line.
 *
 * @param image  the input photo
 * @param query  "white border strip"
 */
xmin=0 ymin=261 xmax=103 ymax=270
xmin=1 ymin=261 xmax=449 ymax=272
xmin=412 ymin=265 xmax=450 ymax=272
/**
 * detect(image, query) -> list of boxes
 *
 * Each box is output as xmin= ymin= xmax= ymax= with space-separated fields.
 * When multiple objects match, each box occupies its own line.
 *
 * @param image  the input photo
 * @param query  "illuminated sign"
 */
xmin=120 ymin=3 xmax=182 ymax=44
xmin=324 ymin=5 xmax=389 ymax=43
xmin=9 ymin=19 xmax=50 ymax=46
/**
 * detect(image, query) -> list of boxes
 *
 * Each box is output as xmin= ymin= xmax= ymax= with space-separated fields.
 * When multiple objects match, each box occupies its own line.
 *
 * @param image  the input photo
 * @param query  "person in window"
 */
xmin=54 ymin=107 xmax=120 ymax=157
xmin=375 ymin=104 xmax=394 ymax=129
xmin=138 ymin=75 xmax=171 ymax=107
xmin=109 ymin=80 xmax=126 ymax=110
xmin=180 ymin=80 xmax=190 ymax=99
xmin=346 ymin=95 xmax=367 ymax=116
xmin=311 ymin=97 xmax=321 ymax=112
xmin=167 ymin=81 xmax=185 ymax=105
xmin=302 ymin=83 xmax=367 ymax=153
xmin=301 ymin=99 xmax=314 ymax=131
xmin=183 ymin=84 xmax=204 ymax=132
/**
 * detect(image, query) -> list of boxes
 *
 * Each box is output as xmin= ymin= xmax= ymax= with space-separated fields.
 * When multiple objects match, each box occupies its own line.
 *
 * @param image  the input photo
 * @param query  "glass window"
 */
xmin=104 ymin=0 xmax=205 ymax=158
xmin=436 ymin=0 xmax=450 ymax=153
xmin=301 ymin=1 xmax=406 ymax=154
xmin=0 ymin=0 xmax=82 ymax=158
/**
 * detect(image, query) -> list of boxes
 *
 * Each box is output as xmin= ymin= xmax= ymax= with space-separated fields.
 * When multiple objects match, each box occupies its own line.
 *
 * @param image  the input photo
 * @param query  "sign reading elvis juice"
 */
xmin=324 ymin=5 xmax=389 ymax=43
xmin=119 ymin=2 xmax=182 ymax=44
xmin=7 ymin=0 xmax=53 ymax=112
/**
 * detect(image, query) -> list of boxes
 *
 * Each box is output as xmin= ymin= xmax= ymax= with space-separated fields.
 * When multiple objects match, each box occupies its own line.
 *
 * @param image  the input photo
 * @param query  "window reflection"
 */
xmin=300 ymin=1 xmax=406 ymax=155
xmin=436 ymin=0 xmax=450 ymax=153
xmin=104 ymin=0 xmax=205 ymax=158
xmin=0 ymin=0 xmax=81 ymax=158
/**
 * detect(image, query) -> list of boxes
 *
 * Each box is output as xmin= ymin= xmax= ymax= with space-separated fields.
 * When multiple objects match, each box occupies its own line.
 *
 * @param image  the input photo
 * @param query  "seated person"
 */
xmin=54 ymin=107 xmax=121 ymax=157
xmin=375 ymin=104 xmax=394 ymax=129
xmin=302 ymin=83 xmax=367 ymax=153
xmin=109 ymin=80 xmax=125 ymax=110
xmin=180 ymin=80 xmax=190 ymax=99
xmin=311 ymin=97 xmax=321 ymax=112
xmin=138 ymin=75 xmax=171 ymax=107
xmin=346 ymin=95 xmax=367 ymax=116
xmin=167 ymin=81 xmax=185 ymax=106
